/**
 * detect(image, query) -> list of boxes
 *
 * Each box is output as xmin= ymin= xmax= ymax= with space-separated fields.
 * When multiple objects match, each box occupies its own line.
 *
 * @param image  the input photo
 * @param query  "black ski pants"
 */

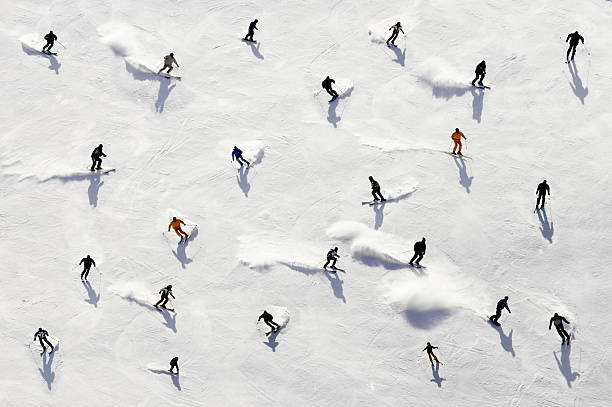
xmin=567 ymin=44 xmax=577 ymax=61
xmin=371 ymin=188 xmax=385 ymax=201
xmin=81 ymin=266 xmax=91 ymax=280
xmin=472 ymin=72 xmax=485 ymax=86
xmin=324 ymin=257 xmax=337 ymax=269
xmin=156 ymin=296 xmax=169 ymax=308
xmin=91 ymin=156 xmax=102 ymax=171
xmin=556 ymin=326 xmax=570 ymax=342
xmin=264 ymin=320 xmax=280 ymax=331
xmin=536 ymin=193 xmax=546 ymax=209
xmin=42 ymin=41 xmax=54 ymax=52
xmin=39 ymin=337 xmax=54 ymax=351
xmin=169 ymin=363 xmax=179 ymax=373
xmin=236 ymin=155 xmax=250 ymax=167
xmin=245 ymin=30 xmax=255 ymax=41
xmin=490 ymin=308 xmax=503 ymax=323
xmin=410 ymin=252 xmax=424 ymax=265
xmin=387 ymin=31 xmax=399 ymax=45
xmin=325 ymin=87 xmax=339 ymax=98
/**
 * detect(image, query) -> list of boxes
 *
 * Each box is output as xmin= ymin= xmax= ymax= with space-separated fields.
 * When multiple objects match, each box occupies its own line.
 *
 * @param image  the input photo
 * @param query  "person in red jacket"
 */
xmin=451 ymin=128 xmax=467 ymax=155
xmin=168 ymin=217 xmax=189 ymax=242
xmin=549 ymin=313 xmax=571 ymax=344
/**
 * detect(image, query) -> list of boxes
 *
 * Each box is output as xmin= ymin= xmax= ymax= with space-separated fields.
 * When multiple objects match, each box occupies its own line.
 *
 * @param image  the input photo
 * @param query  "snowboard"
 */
xmin=157 ymin=73 xmax=181 ymax=79
xmin=362 ymin=200 xmax=386 ymax=206
xmin=41 ymin=51 xmax=58 ymax=56
xmin=88 ymin=168 xmax=116 ymax=174
xmin=487 ymin=317 xmax=501 ymax=327
xmin=471 ymin=84 xmax=491 ymax=89
xmin=155 ymin=306 xmax=175 ymax=313
xmin=242 ymin=38 xmax=257 ymax=43
xmin=265 ymin=326 xmax=283 ymax=336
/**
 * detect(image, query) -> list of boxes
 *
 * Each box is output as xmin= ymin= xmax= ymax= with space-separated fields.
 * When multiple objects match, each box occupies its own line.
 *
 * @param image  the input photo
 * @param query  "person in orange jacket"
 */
xmin=168 ymin=217 xmax=188 ymax=242
xmin=451 ymin=128 xmax=467 ymax=155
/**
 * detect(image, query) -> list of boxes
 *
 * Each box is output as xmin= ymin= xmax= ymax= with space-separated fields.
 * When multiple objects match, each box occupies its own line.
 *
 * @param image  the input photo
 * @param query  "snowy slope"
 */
xmin=2 ymin=0 xmax=612 ymax=405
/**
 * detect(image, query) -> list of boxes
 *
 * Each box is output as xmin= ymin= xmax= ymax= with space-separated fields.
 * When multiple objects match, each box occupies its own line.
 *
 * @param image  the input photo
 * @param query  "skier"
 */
xmin=169 ymin=356 xmax=179 ymax=374
xmin=489 ymin=296 xmax=511 ymax=325
xmin=471 ymin=60 xmax=486 ymax=86
xmin=409 ymin=238 xmax=426 ymax=267
xmin=155 ymin=285 xmax=175 ymax=309
xmin=168 ymin=217 xmax=189 ymax=242
xmin=232 ymin=146 xmax=250 ymax=168
xmin=451 ymin=128 xmax=467 ymax=155
xmin=369 ymin=176 xmax=386 ymax=202
xmin=34 ymin=328 xmax=54 ymax=353
xmin=90 ymin=144 xmax=106 ymax=171
xmin=422 ymin=342 xmax=440 ymax=365
xmin=536 ymin=180 xmax=550 ymax=210
xmin=386 ymin=22 xmax=404 ymax=47
xmin=549 ymin=313 xmax=571 ymax=345
xmin=323 ymin=247 xmax=340 ymax=270
xmin=79 ymin=255 xmax=96 ymax=281
xmin=42 ymin=30 xmax=57 ymax=54
xmin=566 ymin=31 xmax=584 ymax=62
xmin=258 ymin=310 xmax=280 ymax=332
xmin=158 ymin=53 xmax=179 ymax=75
xmin=322 ymin=76 xmax=339 ymax=100
xmin=244 ymin=19 xmax=258 ymax=42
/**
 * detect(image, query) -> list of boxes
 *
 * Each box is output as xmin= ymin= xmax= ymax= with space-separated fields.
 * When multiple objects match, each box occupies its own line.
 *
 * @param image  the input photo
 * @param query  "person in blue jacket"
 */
xmin=489 ymin=296 xmax=511 ymax=325
xmin=232 ymin=146 xmax=250 ymax=167
xmin=244 ymin=19 xmax=258 ymax=42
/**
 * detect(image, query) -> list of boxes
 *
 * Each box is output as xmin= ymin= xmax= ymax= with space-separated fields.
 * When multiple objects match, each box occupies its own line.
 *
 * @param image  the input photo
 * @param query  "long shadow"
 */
xmin=124 ymin=62 xmax=180 ymax=112
xmin=470 ymin=86 xmax=484 ymax=123
xmin=327 ymin=87 xmax=354 ymax=128
xmin=155 ymin=81 xmax=176 ymax=113
xmin=243 ymin=40 xmax=264 ymax=59
xmin=402 ymin=308 xmax=452 ymax=330
xmin=489 ymin=321 xmax=515 ymax=357
xmin=373 ymin=201 xmax=385 ymax=230
xmin=452 ymin=155 xmax=473 ymax=193
xmin=554 ymin=345 xmax=580 ymax=387
xmin=264 ymin=328 xmax=281 ymax=351
xmin=537 ymin=208 xmax=554 ymax=243
xmin=281 ymin=262 xmax=345 ymax=301
xmin=82 ymin=281 xmax=100 ymax=308
xmin=21 ymin=43 xmax=61 ymax=74
xmin=430 ymin=362 xmax=445 ymax=387
xmin=568 ymin=60 xmax=588 ymax=104
xmin=354 ymin=253 xmax=410 ymax=270
xmin=172 ymin=227 xmax=198 ymax=268
xmin=159 ymin=308 xmax=177 ymax=333
xmin=389 ymin=46 xmax=406 ymax=66
xmin=236 ymin=166 xmax=251 ymax=197
xmin=39 ymin=171 xmax=114 ymax=207
xmin=38 ymin=345 xmax=58 ymax=390
xmin=148 ymin=369 xmax=181 ymax=391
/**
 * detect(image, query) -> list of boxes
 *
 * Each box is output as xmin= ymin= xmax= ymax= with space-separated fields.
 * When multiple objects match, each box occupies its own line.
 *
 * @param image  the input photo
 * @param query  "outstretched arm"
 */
xmin=505 ymin=304 xmax=511 ymax=313
xmin=562 ymin=317 xmax=570 ymax=324
xmin=566 ymin=34 xmax=571 ymax=42
xmin=92 ymin=260 xmax=96 ymax=267
xmin=79 ymin=258 xmax=84 ymax=265
xmin=168 ymin=223 xmax=172 ymax=231
xmin=400 ymin=28 xmax=405 ymax=34
xmin=549 ymin=319 xmax=552 ymax=329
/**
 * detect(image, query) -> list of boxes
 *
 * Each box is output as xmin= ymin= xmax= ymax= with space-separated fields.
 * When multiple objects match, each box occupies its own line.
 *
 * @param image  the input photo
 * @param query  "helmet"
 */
xmin=170 ymin=53 xmax=174 ymax=57
xmin=504 ymin=296 xmax=508 ymax=300
xmin=334 ymin=247 xmax=338 ymax=251
xmin=173 ymin=217 xmax=177 ymax=221
xmin=554 ymin=312 xmax=559 ymax=316
xmin=455 ymin=128 xmax=459 ymax=132
xmin=254 ymin=19 xmax=258 ymax=23
xmin=87 ymin=254 xmax=90 ymax=258
xmin=167 ymin=285 xmax=173 ymax=289
xmin=99 ymin=144 xmax=103 ymax=148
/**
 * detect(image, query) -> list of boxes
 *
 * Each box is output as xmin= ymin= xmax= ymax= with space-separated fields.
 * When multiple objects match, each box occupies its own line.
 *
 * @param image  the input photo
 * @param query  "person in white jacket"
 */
xmin=158 ymin=53 xmax=179 ymax=75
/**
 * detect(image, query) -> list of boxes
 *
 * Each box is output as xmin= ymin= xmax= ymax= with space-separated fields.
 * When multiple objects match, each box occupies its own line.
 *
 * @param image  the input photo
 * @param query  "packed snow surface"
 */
xmin=2 ymin=0 xmax=612 ymax=405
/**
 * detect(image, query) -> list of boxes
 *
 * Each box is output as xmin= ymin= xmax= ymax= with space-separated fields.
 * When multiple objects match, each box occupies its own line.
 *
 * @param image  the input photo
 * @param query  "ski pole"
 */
xmin=57 ymin=40 xmax=66 ymax=49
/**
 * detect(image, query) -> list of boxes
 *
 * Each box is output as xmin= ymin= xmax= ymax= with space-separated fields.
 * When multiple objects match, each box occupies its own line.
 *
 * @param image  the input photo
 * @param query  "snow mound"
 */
xmin=238 ymin=236 xmax=321 ymax=271
xmin=416 ymin=57 xmax=472 ymax=99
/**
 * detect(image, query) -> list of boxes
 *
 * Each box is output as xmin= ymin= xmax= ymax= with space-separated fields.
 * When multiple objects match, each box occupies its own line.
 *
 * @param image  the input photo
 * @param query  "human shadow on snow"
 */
xmin=264 ymin=329 xmax=281 ymax=351
xmin=121 ymin=296 xmax=177 ymax=332
xmin=280 ymin=262 xmax=346 ymax=302
xmin=327 ymin=87 xmax=353 ymax=128
xmin=236 ymin=149 xmax=265 ymax=197
xmin=470 ymin=86 xmax=484 ymax=123
xmin=82 ymin=280 xmax=100 ymax=308
xmin=401 ymin=308 xmax=451 ymax=330
xmin=38 ymin=345 xmax=58 ymax=390
xmin=389 ymin=46 xmax=406 ymax=66
xmin=489 ymin=321 xmax=515 ymax=357
xmin=242 ymin=40 xmax=264 ymax=59
xmin=537 ymin=208 xmax=553 ymax=243
xmin=568 ymin=60 xmax=588 ymax=104
xmin=172 ymin=226 xmax=198 ymax=268
xmin=370 ymin=190 xmax=415 ymax=230
xmin=148 ymin=369 xmax=181 ymax=391
xmin=554 ymin=344 xmax=580 ymax=387
xmin=124 ymin=62 xmax=180 ymax=113
xmin=430 ymin=362 xmax=446 ymax=387
xmin=452 ymin=155 xmax=473 ymax=193
xmin=21 ymin=44 xmax=61 ymax=74
xmin=39 ymin=170 xmax=115 ymax=207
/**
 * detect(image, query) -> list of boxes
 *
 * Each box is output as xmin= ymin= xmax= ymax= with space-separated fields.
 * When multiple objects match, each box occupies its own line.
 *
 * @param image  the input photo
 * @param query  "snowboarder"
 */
xmin=158 ymin=53 xmax=179 ymax=75
xmin=90 ymin=144 xmax=106 ymax=171
xmin=79 ymin=255 xmax=96 ymax=281
xmin=422 ymin=342 xmax=440 ymax=365
xmin=322 ymin=76 xmax=339 ymax=100
xmin=323 ymin=247 xmax=339 ymax=270
xmin=386 ymin=22 xmax=404 ymax=47
xmin=232 ymin=146 xmax=250 ymax=168
xmin=244 ymin=19 xmax=258 ymax=42
xmin=258 ymin=310 xmax=280 ymax=332
xmin=566 ymin=31 xmax=584 ymax=62
xmin=471 ymin=61 xmax=486 ymax=87
xmin=536 ymin=180 xmax=550 ymax=210
xmin=409 ymin=238 xmax=426 ymax=266
xmin=34 ymin=328 xmax=54 ymax=353
xmin=451 ymin=128 xmax=467 ymax=155
xmin=169 ymin=356 xmax=179 ymax=374
xmin=155 ymin=285 xmax=175 ymax=309
xmin=168 ymin=217 xmax=189 ymax=242
xmin=489 ymin=296 xmax=511 ymax=325
xmin=549 ymin=313 xmax=571 ymax=345
xmin=42 ymin=30 xmax=58 ymax=54
xmin=369 ymin=176 xmax=386 ymax=201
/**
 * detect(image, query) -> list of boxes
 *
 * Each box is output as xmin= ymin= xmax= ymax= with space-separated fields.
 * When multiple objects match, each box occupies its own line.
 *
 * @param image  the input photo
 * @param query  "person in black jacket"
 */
xmin=386 ymin=22 xmax=404 ymax=47
xmin=244 ymin=19 xmax=258 ymax=42
xmin=409 ymin=238 xmax=426 ymax=266
xmin=34 ymin=328 xmax=54 ymax=353
xmin=471 ymin=61 xmax=486 ymax=86
xmin=169 ymin=356 xmax=179 ymax=374
xmin=322 ymin=76 xmax=339 ymax=100
xmin=549 ymin=313 xmax=571 ymax=344
xmin=155 ymin=285 xmax=175 ymax=308
xmin=566 ymin=31 xmax=584 ymax=62
xmin=536 ymin=180 xmax=550 ymax=210
xmin=79 ymin=255 xmax=96 ymax=281
xmin=422 ymin=342 xmax=440 ymax=365
xmin=258 ymin=310 xmax=280 ymax=332
xmin=323 ymin=247 xmax=339 ymax=270
xmin=91 ymin=144 xmax=106 ymax=172
xmin=489 ymin=296 xmax=510 ymax=325
xmin=42 ymin=30 xmax=57 ymax=53
xmin=369 ymin=176 xmax=385 ymax=201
